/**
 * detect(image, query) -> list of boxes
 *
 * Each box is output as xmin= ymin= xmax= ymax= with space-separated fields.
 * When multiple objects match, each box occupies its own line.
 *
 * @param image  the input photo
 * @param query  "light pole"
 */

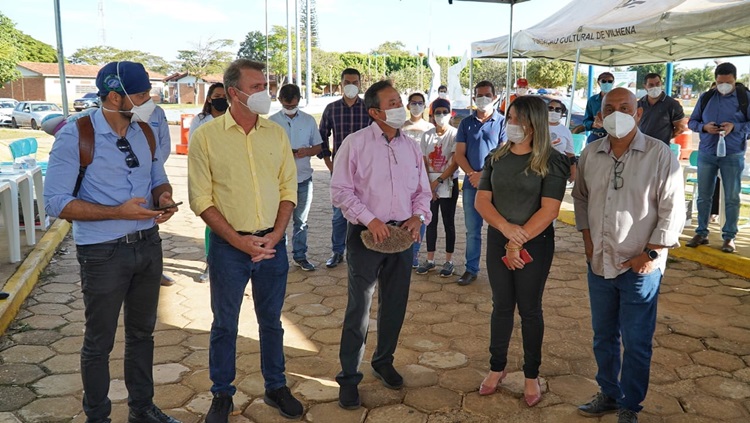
xmin=265 ymin=0 xmax=269 ymax=91
xmin=418 ymin=52 xmax=425 ymax=92
xmin=328 ymin=66 xmax=332 ymax=95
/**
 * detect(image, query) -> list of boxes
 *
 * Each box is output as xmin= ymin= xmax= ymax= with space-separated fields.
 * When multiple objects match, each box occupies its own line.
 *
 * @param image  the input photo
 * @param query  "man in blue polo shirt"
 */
xmin=453 ymin=80 xmax=507 ymax=285
xmin=687 ymin=62 xmax=750 ymax=253
xmin=45 ymin=61 xmax=180 ymax=423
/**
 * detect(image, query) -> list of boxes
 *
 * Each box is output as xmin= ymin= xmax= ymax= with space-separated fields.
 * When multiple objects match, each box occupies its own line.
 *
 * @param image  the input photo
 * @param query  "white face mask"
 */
xmin=380 ymin=107 xmax=407 ymax=129
xmin=409 ymin=104 xmax=425 ymax=117
xmin=129 ymin=98 xmax=156 ymax=122
xmin=343 ymin=84 xmax=359 ymax=99
xmin=506 ymin=124 xmax=526 ymax=143
xmin=237 ymin=89 xmax=271 ymax=115
xmin=717 ymin=83 xmax=734 ymax=95
xmin=548 ymin=111 xmax=562 ymax=124
xmin=603 ymin=111 xmax=637 ymax=139
xmin=647 ymin=87 xmax=663 ymax=98
xmin=475 ymin=96 xmax=494 ymax=112
xmin=438 ymin=92 xmax=448 ymax=99
xmin=517 ymin=88 xmax=528 ymax=96
xmin=435 ymin=114 xmax=450 ymax=128
xmin=283 ymin=107 xmax=298 ymax=116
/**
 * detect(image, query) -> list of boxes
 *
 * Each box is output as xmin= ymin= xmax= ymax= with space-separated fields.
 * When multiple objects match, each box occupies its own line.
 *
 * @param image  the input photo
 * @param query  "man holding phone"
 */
xmin=44 ymin=61 xmax=180 ymax=423
xmin=573 ymin=88 xmax=685 ymax=423
xmin=687 ymin=62 xmax=749 ymax=253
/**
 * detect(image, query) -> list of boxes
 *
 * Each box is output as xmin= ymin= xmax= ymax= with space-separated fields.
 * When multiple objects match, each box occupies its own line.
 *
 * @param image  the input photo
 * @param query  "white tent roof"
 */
xmin=471 ymin=0 xmax=750 ymax=65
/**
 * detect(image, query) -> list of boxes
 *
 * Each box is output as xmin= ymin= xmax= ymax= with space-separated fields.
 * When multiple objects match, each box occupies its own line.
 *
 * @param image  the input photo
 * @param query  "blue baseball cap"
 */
xmin=96 ymin=61 xmax=151 ymax=96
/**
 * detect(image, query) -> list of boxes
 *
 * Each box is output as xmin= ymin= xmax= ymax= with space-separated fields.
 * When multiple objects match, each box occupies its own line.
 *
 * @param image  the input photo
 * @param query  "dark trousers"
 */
xmin=486 ymin=225 xmax=555 ymax=379
xmin=336 ymin=223 xmax=412 ymax=386
xmin=426 ymin=178 xmax=459 ymax=253
xmin=77 ymin=229 xmax=163 ymax=422
xmin=208 ymin=231 xmax=289 ymax=393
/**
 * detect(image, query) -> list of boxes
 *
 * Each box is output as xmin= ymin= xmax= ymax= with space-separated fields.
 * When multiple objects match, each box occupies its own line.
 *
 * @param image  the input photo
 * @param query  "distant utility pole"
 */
xmin=286 ymin=0 xmax=293 ymax=85
xmin=98 ymin=0 xmax=106 ymax=46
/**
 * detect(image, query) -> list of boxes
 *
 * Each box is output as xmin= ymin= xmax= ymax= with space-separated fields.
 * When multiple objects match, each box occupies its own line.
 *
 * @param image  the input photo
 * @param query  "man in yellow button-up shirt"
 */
xmin=188 ymin=59 xmax=302 ymax=421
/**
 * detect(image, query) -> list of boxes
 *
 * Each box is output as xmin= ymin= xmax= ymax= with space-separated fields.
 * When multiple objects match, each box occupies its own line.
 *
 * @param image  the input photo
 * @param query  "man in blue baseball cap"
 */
xmin=44 ymin=61 xmax=181 ymax=423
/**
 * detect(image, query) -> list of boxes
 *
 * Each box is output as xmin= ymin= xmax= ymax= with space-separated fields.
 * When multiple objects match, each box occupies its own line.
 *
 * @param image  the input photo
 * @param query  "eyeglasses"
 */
xmin=116 ymin=137 xmax=140 ymax=168
xmin=409 ymin=101 xmax=425 ymax=107
xmin=600 ymin=79 xmax=614 ymax=84
xmin=548 ymin=106 xmax=563 ymax=112
xmin=612 ymin=158 xmax=624 ymax=190
xmin=434 ymin=112 xmax=450 ymax=116
xmin=385 ymin=142 xmax=398 ymax=164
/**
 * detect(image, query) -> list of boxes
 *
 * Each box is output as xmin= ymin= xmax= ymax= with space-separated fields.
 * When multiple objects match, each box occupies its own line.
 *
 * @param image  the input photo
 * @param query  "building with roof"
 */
xmin=0 ymin=62 xmax=166 ymax=106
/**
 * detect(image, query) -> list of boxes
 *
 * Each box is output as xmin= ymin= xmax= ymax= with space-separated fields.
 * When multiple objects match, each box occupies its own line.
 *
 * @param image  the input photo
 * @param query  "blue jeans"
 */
xmin=292 ymin=178 xmax=313 ymax=261
xmin=462 ymin=181 xmax=483 ymax=274
xmin=695 ymin=152 xmax=745 ymax=240
xmin=587 ymin=267 xmax=662 ymax=413
xmin=331 ymin=206 xmax=347 ymax=254
xmin=411 ymin=224 xmax=426 ymax=260
xmin=208 ymin=231 xmax=289 ymax=393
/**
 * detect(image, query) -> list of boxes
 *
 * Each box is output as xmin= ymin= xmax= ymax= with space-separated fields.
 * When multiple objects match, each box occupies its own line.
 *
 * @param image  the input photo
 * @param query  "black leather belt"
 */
xmin=101 ymin=226 xmax=158 ymax=244
xmin=238 ymin=228 xmax=274 ymax=237
xmin=386 ymin=220 xmax=405 ymax=226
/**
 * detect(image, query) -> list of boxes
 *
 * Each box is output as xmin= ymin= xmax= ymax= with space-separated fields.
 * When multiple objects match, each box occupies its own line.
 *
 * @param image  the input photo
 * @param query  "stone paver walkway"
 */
xmin=1 ymin=155 xmax=750 ymax=423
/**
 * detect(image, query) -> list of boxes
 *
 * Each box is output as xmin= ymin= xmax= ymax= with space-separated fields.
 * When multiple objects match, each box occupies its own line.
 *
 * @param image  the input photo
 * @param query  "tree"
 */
xmin=471 ymin=59 xmax=507 ymax=93
xmin=681 ymin=65 xmax=715 ymax=94
xmin=17 ymin=33 xmax=57 ymax=63
xmin=69 ymin=45 xmax=171 ymax=74
xmin=0 ymin=13 xmax=22 ymax=85
xmin=627 ymin=63 xmax=667 ymax=86
xmin=526 ymin=58 xmax=578 ymax=88
xmin=176 ymin=38 xmax=235 ymax=78
xmin=299 ymin=0 xmax=319 ymax=48
xmin=237 ymin=31 xmax=268 ymax=63
xmin=388 ymin=67 xmax=420 ymax=93
xmin=371 ymin=41 xmax=409 ymax=56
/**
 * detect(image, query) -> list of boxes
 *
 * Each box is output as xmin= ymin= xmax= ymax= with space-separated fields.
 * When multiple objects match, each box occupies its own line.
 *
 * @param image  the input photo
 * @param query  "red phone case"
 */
xmin=502 ymin=249 xmax=534 ymax=267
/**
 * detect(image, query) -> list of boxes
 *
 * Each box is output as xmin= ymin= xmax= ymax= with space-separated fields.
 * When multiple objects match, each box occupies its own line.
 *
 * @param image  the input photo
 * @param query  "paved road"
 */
xmin=1 ymin=151 xmax=749 ymax=423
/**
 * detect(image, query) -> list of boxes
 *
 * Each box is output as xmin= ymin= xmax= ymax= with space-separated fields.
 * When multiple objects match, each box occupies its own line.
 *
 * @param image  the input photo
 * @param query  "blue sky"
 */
xmin=2 ymin=0 xmax=748 ymax=74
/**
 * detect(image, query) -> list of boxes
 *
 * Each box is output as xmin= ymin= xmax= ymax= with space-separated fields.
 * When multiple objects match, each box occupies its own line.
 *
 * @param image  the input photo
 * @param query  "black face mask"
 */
xmin=211 ymin=97 xmax=228 ymax=112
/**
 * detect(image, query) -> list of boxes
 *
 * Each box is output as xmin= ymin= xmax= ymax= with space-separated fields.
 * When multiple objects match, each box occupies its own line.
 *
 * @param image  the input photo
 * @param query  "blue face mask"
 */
xmin=600 ymin=82 xmax=614 ymax=93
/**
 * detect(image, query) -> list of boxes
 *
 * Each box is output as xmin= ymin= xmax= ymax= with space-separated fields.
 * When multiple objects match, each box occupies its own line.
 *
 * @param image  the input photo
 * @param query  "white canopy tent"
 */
xmin=471 ymin=0 xmax=750 ymax=66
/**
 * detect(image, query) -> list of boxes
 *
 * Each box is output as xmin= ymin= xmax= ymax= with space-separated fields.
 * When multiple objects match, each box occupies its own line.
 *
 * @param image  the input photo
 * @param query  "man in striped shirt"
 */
xmin=318 ymin=68 xmax=371 ymax=268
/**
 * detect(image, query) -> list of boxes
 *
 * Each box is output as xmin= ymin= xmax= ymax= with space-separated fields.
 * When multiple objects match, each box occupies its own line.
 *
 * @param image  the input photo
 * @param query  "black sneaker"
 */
xmin=294 ymin=259 xmax=316 ymax=271
xmin=128 ymin=404 xmax=181 ymax=423
xmin=578 ymin=392 xmax=618 ymax=417
xmin=457 ymin=271 xmax=477 ymax=286
xmin=338 ymin=385 xmax=361 ymax=410
xmin=617 ymin=409 xmax=638 ymax=423
xmin=372 ymin=364 xmax=403 ymax=389
xmin=325 ymin=253 xmax=344 ymax=268
xmin=264 ymin=386 xmax=303 ymax=419
xmin=205 ymin=392 xmax=233 ymax=423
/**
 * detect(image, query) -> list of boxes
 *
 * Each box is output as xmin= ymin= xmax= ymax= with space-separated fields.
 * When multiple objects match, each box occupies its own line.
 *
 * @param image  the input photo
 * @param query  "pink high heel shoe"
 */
xmin=479 ymin=370 xmax=507 ymax=396
xmin=524 ymin=378 xmax=543 ymax=407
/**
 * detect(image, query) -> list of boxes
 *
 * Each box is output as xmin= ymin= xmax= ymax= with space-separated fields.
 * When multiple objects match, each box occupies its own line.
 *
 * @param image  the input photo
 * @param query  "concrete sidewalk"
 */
xmin=1 ymin=152 xmax=749 ymax=422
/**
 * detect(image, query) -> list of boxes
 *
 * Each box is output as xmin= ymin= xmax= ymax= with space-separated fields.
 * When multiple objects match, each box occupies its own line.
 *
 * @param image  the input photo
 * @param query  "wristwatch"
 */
xmin=415 ymin=214 xmax=425 ymax=223
xmin=436 ymin=177 xmax=444 ymax=184
xmin=643 ymin=247 xmax=659 ymax=260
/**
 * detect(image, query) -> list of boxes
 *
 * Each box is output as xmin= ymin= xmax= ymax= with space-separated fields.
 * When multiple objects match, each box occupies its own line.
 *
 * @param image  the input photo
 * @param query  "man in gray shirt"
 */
xmin=572 ymin=88 xmax=685 ymax=423
xmin=637 ymin=73 xmax=686 ymax=145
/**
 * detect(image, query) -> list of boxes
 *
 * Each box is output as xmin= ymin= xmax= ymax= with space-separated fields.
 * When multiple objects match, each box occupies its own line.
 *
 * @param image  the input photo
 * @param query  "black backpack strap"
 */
xmin=136 ymin=121 xmax=157 ymax=161
xmin=698 ymin=89 xmax=716 ymax=121
xmin=73 ymin=116 xmax=95 ymax=197
xmin=735 ymin=83 xmax=749 ymax=121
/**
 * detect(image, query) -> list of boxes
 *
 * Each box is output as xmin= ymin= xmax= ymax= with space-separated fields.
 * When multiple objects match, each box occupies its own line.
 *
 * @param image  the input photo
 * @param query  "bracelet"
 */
xmin=504 ymin=243 xmax=523 ymax=252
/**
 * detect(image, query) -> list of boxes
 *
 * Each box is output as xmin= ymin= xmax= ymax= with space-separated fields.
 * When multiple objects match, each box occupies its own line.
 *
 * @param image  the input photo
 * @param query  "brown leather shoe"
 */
xmin=721 ymin=239 xmax=736 ymax=253
xmin=685 ymin=234 xmax=708 ymax=248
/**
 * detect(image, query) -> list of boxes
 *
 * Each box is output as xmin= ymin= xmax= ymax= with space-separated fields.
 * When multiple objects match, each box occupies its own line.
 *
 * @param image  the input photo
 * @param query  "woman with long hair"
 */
xmin=188 ymin=82 xmax=227 ymax=142
xmin=474 ymin=96 xmax=569 ymax=407
xmin=189 ymin=82 xmax=227 ymax=282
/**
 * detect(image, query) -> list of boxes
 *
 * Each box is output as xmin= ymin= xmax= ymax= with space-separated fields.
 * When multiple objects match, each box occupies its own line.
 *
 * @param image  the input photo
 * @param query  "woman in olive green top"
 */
xmin=474 ymin=96 xmax=570 ymax=407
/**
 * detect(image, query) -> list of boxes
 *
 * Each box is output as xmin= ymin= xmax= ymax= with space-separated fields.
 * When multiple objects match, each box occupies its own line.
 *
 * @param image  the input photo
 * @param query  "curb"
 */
xmin=0 ymin=219 xmax=70 ymax=335
xmin=557 ymin=210 xmax=750 ymax=280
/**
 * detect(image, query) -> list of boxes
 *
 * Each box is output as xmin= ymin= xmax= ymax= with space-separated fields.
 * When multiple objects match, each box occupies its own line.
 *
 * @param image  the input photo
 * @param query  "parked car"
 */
xmin=0 ymin=98 xmax=19 ymax=127
xmin=11 ymin=101 xmax=63 ymax=130
xmin=73 ymin=92 xmax=101 ymax=111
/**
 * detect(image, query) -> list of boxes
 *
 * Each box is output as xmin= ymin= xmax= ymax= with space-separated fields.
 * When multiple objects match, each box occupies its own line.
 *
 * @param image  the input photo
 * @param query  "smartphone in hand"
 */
xmin=502 ymin=249 xmax=534 ymax=268
xmin=153 ymin=201 xmax=183 ymax=212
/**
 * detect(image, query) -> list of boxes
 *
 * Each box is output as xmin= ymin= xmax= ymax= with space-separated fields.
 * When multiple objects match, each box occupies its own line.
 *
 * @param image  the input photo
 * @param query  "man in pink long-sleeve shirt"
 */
xmin=331 ymin=80 xmax=432 ymax=410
